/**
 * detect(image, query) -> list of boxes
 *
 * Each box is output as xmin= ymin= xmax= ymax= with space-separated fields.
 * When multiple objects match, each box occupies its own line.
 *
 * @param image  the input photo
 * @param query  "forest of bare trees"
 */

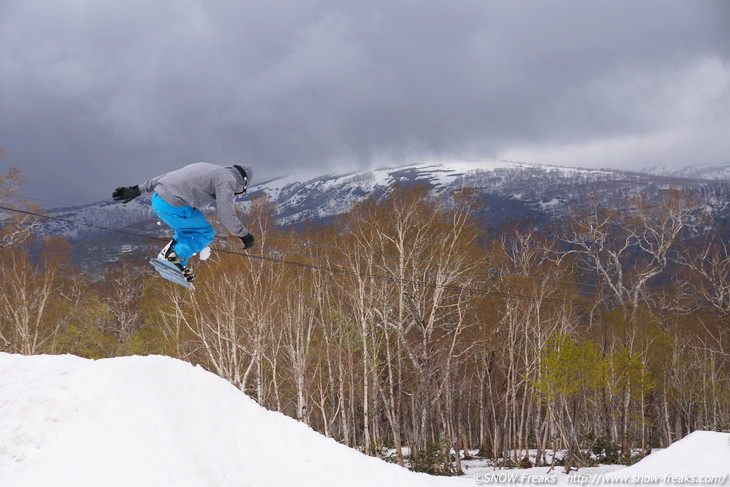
xmin=1 ymin=167 xmax=728 ymax=474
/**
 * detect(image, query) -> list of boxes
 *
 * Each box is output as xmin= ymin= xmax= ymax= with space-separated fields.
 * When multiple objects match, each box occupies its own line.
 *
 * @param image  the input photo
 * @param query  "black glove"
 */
xmin=240 ymin=233 xmax=255 ymax=250
xmin=112 ymin=185 xmax=141 ymax=204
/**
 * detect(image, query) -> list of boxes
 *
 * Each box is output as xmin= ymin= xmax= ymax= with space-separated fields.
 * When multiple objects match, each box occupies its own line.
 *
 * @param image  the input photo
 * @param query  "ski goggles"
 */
xmin=233 ymin=165 xmax=249 ymax=194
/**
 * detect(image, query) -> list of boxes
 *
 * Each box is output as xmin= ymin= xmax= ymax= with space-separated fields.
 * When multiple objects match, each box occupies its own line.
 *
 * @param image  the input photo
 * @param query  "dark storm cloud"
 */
xmin=1 ymin=0 xmax=728 ymax=204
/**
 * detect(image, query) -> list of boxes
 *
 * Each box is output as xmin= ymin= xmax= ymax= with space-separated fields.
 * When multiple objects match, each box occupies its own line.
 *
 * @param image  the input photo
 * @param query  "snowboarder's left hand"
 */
xmin=240 ymin=233 xmax=255 ymax=250
xmin=113 ymin=185 xmax=141 ymax=204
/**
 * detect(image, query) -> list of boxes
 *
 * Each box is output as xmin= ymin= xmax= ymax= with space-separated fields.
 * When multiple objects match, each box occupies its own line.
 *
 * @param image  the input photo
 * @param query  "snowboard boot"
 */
xmin=159 ymin=240 xmax=195 ymax=282
xmin=158 ymin=240 xmax=181 ymax=264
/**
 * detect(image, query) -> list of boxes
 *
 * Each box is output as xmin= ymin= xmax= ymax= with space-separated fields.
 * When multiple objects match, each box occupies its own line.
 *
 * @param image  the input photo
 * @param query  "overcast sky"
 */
xmin=1 ymin=0 xmax=729 ymax=205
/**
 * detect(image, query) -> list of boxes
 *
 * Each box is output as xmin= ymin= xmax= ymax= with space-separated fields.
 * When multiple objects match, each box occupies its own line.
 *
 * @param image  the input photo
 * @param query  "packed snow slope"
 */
xmin=1 ymin=353 xmax=729 ymax=487
xmin=603 ymin=431 xmax=730 ymax=480
xmin=0 ymin=353 xmax=466 ymax=487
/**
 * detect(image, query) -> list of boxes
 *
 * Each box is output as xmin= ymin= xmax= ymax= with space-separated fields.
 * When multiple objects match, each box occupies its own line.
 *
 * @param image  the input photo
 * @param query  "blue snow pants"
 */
xmin=151 ymin=192 xmax=215 ymax=266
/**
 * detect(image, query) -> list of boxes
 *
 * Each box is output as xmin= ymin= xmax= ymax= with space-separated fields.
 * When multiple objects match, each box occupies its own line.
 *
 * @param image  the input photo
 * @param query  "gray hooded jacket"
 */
xmin=139 ymin=162 xmax=253 ymax=237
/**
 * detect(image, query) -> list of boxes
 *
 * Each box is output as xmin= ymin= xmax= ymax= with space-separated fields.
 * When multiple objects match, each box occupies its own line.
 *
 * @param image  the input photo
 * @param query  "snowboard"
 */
xmin=149 ymin=258 xmax=195 ymax=290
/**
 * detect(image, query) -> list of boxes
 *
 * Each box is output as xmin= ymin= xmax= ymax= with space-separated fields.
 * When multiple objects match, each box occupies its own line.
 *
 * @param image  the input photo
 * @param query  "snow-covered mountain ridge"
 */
xmin=639 ymin=163 xmax=730 ymax=181
xmin=250 ymin=160 xmax=617 ymax=225
xmin=246 ymin=160 xmax=730 ymax=233
xmin=35 ymin=160 xmax=730 ymax=243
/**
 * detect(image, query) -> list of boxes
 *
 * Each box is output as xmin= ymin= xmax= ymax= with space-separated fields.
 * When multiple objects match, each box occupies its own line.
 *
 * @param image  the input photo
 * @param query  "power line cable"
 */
xmin=263 ymin=233 xmax=597 ymax=290
xmin=0 ymin=203 xmax=592 ymax=296
xmin=209 ymin=240 xmax=598 ymax=307
xmin=16 ymin=194 xmax=609 ymax=292
xmin=252 ymin=238 xmax=590 ymax=295
xmin=0 ymin=203 xmax=603 ymax=306
xmin=0 ymin=204 xmax=167 ymax=243
xmin=0 ymin=204 xmax=718 ymax=310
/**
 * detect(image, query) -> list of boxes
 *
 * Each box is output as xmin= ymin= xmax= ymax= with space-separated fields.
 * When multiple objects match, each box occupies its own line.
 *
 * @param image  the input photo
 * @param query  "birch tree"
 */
xmin=560 ymin=190 xmax=701 ymax=323
xmin=0 ymin=245 xmax=62 ymax=354
xmin=0 ymin=166 xmax=40 ymax=247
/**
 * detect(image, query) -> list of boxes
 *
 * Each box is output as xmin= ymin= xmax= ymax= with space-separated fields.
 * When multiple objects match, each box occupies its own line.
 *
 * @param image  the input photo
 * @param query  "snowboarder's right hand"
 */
xmin=240 ymin=233 xmax=255 ymax=250
xmin=113 ymin=185 xmax=141 ymax=204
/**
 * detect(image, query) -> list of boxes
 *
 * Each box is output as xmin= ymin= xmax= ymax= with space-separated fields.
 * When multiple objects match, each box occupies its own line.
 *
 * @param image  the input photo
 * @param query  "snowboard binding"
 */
xmin=159 ymin=240 xmax=196 ymax=283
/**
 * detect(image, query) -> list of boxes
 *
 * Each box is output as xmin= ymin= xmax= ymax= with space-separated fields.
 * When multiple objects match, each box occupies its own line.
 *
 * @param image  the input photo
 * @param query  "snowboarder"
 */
xmin=112 ymin=162 xmax=255 ymax=283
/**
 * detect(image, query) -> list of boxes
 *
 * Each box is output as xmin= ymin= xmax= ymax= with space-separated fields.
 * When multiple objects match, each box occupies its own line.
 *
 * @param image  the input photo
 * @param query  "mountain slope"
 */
xmin=248 ymin=160 xmax=618 ymax=225
xmin=639 ymin=163 xmax=730 ymax=181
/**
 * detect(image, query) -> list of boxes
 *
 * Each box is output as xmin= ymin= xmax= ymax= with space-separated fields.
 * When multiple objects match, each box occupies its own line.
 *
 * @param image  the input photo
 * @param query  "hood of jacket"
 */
xmin=229 ymin=164 xmax=253 ymax=194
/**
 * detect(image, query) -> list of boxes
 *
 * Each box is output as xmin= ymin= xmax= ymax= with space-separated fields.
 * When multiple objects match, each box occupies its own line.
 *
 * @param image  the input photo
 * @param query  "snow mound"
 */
xmin=604 ymin=430 xmax=730 ymax=480
xmin=0 ymin=353 xmax=463 ymax=487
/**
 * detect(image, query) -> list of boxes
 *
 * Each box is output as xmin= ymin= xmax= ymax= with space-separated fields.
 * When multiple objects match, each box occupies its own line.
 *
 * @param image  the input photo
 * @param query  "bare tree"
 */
xmin=100 ymin=260 xmax=146 ymax=341
xmin=678 ymin=238 xmax=729 ymax=317
xmin=488 ymin=227 xmax=578 ymax=465
xmin=344 ymin=185 xmax=485 ymax=465
xmin=0 ymin=166 xmax=41 ymax=247
xmin=560 ymin=190 xmax=702 ymax=323
xmin=0 ymin=247 xmax=61 ymax=354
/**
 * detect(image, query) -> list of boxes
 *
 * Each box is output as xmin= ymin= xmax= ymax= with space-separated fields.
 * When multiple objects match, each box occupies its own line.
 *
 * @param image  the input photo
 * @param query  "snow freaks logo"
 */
xmin=474 ymin=473 xmax=557 ymax=484
xmin=474 ymin=473 xmax=729 ymax=485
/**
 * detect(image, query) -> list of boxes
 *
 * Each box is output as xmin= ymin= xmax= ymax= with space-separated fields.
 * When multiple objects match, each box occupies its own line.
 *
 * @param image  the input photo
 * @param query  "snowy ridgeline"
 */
xmin=1 ymin=353 xmax=729 ymax=487
xmin=36 ymin=160 xmax=730 ymax=242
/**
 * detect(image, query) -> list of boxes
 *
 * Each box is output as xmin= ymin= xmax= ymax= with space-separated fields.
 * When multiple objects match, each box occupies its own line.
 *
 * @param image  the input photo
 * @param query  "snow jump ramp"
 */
xmin=0 ymin=353 xmax=461 ymax=487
